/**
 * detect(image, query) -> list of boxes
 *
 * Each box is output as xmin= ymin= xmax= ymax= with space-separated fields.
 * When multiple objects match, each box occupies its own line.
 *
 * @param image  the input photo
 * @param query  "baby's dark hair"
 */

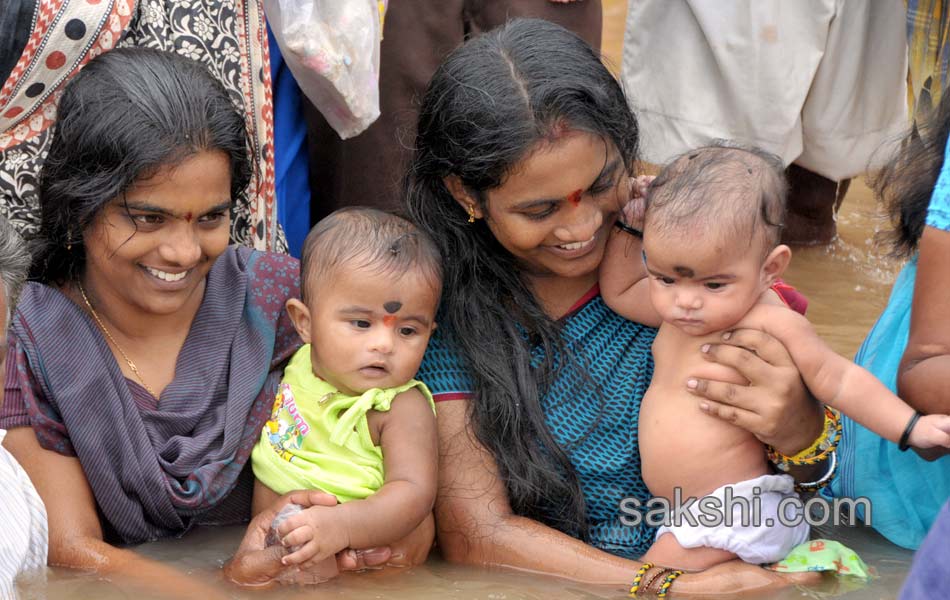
xmin=646 ymin=141 xmax=788 ymax=253
xmin=299 ymin=207 xmax=442 ymax=305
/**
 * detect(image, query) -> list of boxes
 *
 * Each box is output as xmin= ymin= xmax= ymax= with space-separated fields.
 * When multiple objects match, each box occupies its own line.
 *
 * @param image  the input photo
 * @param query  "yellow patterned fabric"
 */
xmin=907 ymin=0 xmax=950 ymax=120
xmin=251 ymin=344 xmax=434 ymax=502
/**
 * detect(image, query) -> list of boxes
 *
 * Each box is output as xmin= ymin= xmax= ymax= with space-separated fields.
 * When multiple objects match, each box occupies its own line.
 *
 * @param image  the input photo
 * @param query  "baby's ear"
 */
xmin=761 ymin=244 xmax=792 ymax=285
xmin=285 ymin=298 xmax=313 ymax=344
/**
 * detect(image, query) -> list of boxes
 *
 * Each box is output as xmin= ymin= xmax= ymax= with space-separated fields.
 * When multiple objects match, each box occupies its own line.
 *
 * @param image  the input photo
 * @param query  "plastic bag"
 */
xmin=265 ymin=502 xmax=339 ymax=584
xmin=265 ymin=0 xmax=382 ymax=139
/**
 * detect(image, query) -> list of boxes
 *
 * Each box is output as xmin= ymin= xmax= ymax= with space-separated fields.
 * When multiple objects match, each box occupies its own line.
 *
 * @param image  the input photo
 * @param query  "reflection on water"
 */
xmin=17 ymin=521 xmax=913 ymax=599
xmin=15 ymin=182 xmax=914 ymax=599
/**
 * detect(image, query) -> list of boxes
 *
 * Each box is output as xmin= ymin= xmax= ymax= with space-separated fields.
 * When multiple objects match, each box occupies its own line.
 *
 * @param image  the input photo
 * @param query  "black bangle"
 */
xmin=614 ymin=220 xmax=643 ymax=239
xmin=898 ymin=411 xmax=923 ymax=451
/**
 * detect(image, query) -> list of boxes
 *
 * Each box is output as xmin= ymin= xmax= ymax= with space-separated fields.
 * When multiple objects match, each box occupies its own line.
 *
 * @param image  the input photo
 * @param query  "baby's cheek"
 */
xmin=647 ymin=283 xmax=667 ymax=310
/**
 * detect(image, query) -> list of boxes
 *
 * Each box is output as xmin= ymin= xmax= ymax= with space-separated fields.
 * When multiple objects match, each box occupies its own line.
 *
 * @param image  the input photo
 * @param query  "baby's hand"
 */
xmin=631 ymin=174 xmax=654 ymax=201
xmin=277 ymin=504 xmax=350 ymax=566
xmin=908 ymin=414 xmax=950 ymax=449
xmin=619 ymin=175 xmax=653 ymax=230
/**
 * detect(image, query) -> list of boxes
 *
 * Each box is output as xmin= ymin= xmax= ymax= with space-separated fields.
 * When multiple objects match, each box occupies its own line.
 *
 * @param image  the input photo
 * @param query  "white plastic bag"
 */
xmin=265 ymin=0 xmax=382 ymax=139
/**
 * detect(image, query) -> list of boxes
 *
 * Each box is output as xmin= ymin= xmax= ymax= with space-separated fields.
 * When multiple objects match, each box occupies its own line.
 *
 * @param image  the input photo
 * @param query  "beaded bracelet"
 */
xmin=628 ymin=562 xmax=655 ymax=596
xmin=767 ymin=406 xmax=841 ymax=472
xmin=785 ymin=406 xmax=840 ymax=461
xmin=656 ymin=569 xmax=684 ymax=598
xmin=629 ymin=565 xmax=684 ymax=598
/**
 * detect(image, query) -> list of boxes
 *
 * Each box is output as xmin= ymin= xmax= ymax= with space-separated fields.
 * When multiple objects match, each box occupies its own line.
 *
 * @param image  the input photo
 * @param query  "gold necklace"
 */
xmin=77 ymin=282 xmax=159 ymax=398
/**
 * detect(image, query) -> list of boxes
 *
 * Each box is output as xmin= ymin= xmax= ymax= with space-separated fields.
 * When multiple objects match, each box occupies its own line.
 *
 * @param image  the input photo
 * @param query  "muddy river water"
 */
xmin=14 ymin=175 xmax=915 ymax=600
xmin=15 ymin=2 xmax=925 ymax=597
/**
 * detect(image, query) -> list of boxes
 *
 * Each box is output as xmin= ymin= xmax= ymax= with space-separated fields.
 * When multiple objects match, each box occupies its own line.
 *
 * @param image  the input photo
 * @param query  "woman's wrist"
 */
xmin=629 ymin=563 xmax=683 ymax=598
xmin=768 ymin=407 xmax=840 ymax=466
xmin=767 ymin=407 xmax=841 ymax=491
xmin=768 ymin=398 xmax=825 ymax=456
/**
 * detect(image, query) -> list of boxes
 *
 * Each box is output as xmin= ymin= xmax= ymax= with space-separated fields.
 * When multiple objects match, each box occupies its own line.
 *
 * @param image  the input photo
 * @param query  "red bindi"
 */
xmin=382 ymin=315 xmax=397 ymax=327
xmin=567 ymin=189 xmax=583 ymax=206
xmin=184 ymin=212 xmax=193 ymax=223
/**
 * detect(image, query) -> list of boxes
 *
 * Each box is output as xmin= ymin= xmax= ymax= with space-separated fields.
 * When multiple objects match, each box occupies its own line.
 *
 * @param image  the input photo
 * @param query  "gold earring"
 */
xmin=467 ymin=205 xmax=476 ymax=223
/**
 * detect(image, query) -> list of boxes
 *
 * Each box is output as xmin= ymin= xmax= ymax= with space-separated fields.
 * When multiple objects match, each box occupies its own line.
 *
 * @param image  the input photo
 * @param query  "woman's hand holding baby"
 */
xmin=688 ymin=328 xmax=824 ymax=456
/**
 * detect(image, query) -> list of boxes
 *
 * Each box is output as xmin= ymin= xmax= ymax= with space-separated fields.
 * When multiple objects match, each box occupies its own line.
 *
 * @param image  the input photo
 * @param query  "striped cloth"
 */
xmin=907 ymin=0 xmax=950 ymax=120
xmin=0 ymin=429 xmax=47 ymax=596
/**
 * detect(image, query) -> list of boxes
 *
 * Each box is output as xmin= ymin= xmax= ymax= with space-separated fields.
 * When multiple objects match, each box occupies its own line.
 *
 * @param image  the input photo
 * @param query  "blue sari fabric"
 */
xmin=828 ymin=137 xmax=950 ymax=549
xmin=417 ymin=291 xmax=657 ymax=559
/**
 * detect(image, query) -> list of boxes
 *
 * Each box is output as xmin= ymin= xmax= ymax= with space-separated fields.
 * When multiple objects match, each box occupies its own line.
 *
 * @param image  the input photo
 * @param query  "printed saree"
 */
xmin=7 ymin=247 xmax=300 ymax=543
xmin=907 ymin=0 xmax=950 ymax=121
xmin=0 ymin=0 xmax=282 ymax=251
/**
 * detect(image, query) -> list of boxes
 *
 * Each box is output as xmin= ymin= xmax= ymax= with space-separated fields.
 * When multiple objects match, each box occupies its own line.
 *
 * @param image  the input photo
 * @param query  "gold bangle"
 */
xmin=641 ymin=568 xmax=670 ymax=596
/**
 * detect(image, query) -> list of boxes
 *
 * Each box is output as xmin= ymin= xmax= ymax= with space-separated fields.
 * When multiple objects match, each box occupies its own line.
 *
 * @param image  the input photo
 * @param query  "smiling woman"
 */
xmin=405 ymin=18 xmax=828 ymax=595
xmin=0 ymin=47 xmax=359 ymax=596
xmin=82 ymin=152 xmax=232 ymax=324
xmin=445 ymin=131 xmax=626 ymax=290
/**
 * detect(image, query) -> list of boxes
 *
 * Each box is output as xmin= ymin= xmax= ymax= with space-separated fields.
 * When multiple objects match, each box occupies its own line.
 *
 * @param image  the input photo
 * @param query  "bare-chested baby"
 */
xmin=600 ymin=143 xmax=950 ymax=571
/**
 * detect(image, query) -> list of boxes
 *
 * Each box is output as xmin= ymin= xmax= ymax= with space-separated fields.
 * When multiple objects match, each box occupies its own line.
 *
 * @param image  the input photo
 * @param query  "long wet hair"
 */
xmin=876 ymin=89 xmax=950 ymax=258
xmin=32 ymin=47 xmax=251 ymax=284
xmin=404 ymin=18 xmax=639 ymax=538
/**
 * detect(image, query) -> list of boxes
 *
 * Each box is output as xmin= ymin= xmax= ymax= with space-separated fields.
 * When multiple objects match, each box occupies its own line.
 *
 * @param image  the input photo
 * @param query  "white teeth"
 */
xmin=146 ymin=266 xmax=188 ymax=282
xmin=557 ymin=236 xmax=595 ymax=251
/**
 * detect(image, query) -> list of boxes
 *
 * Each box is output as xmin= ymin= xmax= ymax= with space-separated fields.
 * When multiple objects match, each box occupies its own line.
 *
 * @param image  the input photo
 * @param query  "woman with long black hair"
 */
xmin=407 ymin=18 xmax=829 ymax=595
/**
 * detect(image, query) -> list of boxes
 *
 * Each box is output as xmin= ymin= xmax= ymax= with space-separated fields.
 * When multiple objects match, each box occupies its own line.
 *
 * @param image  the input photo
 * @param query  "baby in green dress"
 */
xmin=251 ymin=207 xmax=441 ymax=579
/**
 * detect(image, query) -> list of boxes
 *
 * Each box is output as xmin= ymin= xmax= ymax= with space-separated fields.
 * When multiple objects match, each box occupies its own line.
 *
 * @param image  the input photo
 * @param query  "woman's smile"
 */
xmin=81 ymin=150 xmax=232 ymax=319
xmin=143 ymin=265 xmax=191 ymax=284
xmin=474 ymin=131 xmax=625 ymax=280
xmin=546 ymin=231 xmax=601 ymax=258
